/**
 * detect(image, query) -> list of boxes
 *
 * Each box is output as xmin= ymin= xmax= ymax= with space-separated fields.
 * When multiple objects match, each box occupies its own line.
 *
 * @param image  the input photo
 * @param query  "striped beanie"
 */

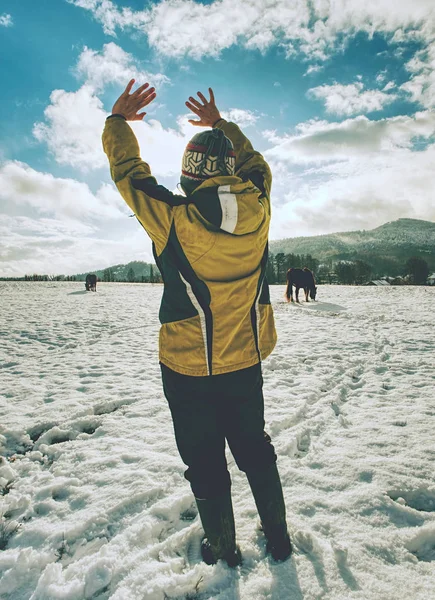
xmin=180 ymin=128 xmax=236 ymax=196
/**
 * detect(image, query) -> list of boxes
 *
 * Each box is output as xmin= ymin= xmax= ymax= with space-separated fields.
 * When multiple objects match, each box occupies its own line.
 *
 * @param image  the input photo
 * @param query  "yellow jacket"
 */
xmin=102 ymin=116 xmax=277 ymax=376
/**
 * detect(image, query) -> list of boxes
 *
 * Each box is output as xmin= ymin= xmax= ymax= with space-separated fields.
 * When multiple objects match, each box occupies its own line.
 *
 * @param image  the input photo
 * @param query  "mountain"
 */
xmin=72 ymin=219 xmax=435 ymax=281
xmin=269 ymin=218 xmax=435 ymax=276
xmin=74 ymin=260 xmax=155 ymax=281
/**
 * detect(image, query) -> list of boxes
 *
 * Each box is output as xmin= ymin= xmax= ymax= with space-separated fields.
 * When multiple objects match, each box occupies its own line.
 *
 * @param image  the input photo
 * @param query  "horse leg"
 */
xmin=305 ymin=287 xmax=309 ymax=302
xmin=295 ymin=286 xmax=300 ymax=303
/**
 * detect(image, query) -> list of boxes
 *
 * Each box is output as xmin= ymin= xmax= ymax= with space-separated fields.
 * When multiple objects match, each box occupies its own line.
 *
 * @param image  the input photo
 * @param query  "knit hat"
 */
xmin=180 ymin=128 xmax=236 ymax=195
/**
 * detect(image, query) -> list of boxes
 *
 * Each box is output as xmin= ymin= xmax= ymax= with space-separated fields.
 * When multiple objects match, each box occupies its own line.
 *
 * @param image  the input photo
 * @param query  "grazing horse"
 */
xmin=285 ymin=267 xmax=317 ymax=303
xmin=85 ymin=273 xmax=97 ymax=292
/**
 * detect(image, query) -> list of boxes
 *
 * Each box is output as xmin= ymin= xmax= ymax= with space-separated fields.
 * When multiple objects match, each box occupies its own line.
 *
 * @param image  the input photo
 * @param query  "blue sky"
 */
xmin=1 ymin=0 xmax=435 ymax=275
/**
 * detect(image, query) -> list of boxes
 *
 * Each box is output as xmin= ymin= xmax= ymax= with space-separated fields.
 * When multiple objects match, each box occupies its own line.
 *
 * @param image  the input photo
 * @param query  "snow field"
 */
xmin=0 ymin=282 xmax=435 ymax=599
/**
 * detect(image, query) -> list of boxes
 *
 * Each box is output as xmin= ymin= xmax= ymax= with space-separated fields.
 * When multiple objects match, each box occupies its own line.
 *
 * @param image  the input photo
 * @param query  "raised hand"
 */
xmin=185 ymin=88 xmax=222 ymax=128
xmin=111 ymin=79 xmax=156 ymax=121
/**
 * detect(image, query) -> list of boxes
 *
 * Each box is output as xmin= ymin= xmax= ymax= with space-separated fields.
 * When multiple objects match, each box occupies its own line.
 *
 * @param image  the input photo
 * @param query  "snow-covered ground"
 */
xmin=1 ymin=282 xmax=435 ymax=600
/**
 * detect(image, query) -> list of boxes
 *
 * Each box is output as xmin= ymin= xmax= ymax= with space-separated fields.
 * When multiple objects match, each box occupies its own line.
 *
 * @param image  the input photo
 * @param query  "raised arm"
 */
xmin=186 ymin=88 xmax=272 ymax=212
xmin=102 ymin=80 xmax=173 ymax=255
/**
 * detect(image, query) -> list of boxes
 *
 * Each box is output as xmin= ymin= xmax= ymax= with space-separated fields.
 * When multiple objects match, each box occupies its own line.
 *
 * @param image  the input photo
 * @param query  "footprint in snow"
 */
xmin=359 ymin=471 xmax=373 ymax=483
xmin=180 ymin=506 xmax=198 ymax=522
xmin=93 ymin=399 xmax=134 ymax=415
xmin=339 ymin=387 xmax=348 ymax=403
xmin=28 ymin=422 xmax=57 ymax=443
xmin=330 ymin=402 xmax=341 ymax=416
xmin=185 ymin=531 xmax=202 ymax=565
xmin=295 ymin=431 xmax=311 ymax=458
xmin=348 ymin=378 xmax=366 ymax=390
xmin=293 ymin=530 xmax=318 ymax=554
xmin=32 ymin=419 xmax=101 ymax=450
xmin=381 ymin=381 xmax=395 ymax=391
xmin=387 ymin=489 xmax=435 ymax=513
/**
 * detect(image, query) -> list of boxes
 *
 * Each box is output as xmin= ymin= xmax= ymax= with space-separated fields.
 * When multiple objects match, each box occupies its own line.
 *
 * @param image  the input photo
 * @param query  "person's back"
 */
xmin=103 ymin=97 xmax=276 ymax=376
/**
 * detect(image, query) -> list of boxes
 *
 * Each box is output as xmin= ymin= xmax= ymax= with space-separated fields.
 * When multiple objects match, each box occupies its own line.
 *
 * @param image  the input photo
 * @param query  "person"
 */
xmin=102 ymin=80 xmax=292 ymax=567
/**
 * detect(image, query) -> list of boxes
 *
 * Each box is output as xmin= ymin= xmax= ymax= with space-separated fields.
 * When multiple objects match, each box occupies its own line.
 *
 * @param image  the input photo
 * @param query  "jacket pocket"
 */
xmin=159 ymin=315 xmax=209 ymax=375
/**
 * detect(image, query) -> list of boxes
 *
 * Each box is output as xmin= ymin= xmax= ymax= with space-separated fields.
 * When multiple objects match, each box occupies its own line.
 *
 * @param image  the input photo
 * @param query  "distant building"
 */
xmin=386 ymin=276 xmax=406 ymax=285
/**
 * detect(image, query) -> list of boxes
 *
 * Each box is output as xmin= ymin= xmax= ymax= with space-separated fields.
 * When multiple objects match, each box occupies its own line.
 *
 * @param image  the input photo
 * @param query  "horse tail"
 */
xmin=285 ymin=269 xmax=293 ymax=300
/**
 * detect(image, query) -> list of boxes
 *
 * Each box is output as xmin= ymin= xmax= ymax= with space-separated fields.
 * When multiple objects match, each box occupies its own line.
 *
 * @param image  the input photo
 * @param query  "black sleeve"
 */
xmin=246 ymin=171 xmax=266 ymax=195
xmin=131 ymin=179 xmax=189 ymax=206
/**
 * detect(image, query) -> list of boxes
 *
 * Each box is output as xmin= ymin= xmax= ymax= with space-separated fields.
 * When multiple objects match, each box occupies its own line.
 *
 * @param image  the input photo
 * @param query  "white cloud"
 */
xmin=34 ymin=43 xmax=177 ymax=174
xmin=67 ymin=0 xmax=148 ymax=36
xmin=65 ymin=0 xmax=435 ymax=127
xmin=269 ymin=145 xmax=435 ymax=238
xmin=68 ymin=0 xmax=316 ymax=59
xmin=34 ymin=41 xmax=170 ymax=171
xmin=34 ymin=65 xmax=259 ymax=176
xmin=264 ymin=111 xmax=435 ymax=164
xmin=401 ymin=41 xmax=435 ymax=108
xmin=221 ymin=108 xmax=258 ymax=128
xmin=0 ymin=13 xmax=13 ymax=27
xmin=0 ymin=214 xmax=154 ymax=277
xmin=264 ymin=112 xmax=435 ymax=237
xmin=307 ymin=82 xmax=397 ymax=116
xmin=376 ymin=69 xmax=387 ymax=84
xmin=33 ymin=90 xmax=261 ymax=176
xmin=304 ymin=64 xmax=323 ymax=76
xmin=0 ymin=161 xmax=127 ymax=221
xmin=131 ymin=116 xmax=198 ymax=177
xmin=33 ymin=81 xmax=199 ymax=175
xmin=0 ymin=164 xmax=154 ymax=277
xmin=68 ymin=0 xmax=435 ymax=63
xmin=75 ymin=42 xmax=168 ymax=92
xmin=33 ymin=85 xmax=108 ymax=172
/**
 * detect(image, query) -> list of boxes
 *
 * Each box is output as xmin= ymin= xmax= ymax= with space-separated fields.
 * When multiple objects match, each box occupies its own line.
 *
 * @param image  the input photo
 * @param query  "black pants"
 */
xmin=160 ymin=362 xmax=277 ymax=499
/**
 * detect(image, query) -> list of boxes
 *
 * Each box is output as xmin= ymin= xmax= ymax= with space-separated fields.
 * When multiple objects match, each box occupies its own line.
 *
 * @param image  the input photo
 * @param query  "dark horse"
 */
xmin=286 ymin=267 xmax=317 ymax=303
xmin=85 ymin=274 xmax=97 ymax=292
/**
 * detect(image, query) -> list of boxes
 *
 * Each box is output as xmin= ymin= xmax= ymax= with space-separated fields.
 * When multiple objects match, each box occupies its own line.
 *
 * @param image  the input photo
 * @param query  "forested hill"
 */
xmin=269 ymin=219 xmax=435 ymax=275
xmin=74 ymin=261 xmax=154 ymax=281
xmin=72 ymin=219 xmax=435 ymax=281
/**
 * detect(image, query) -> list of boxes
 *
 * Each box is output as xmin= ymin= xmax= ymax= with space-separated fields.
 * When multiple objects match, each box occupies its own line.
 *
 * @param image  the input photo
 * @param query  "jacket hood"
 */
xmin=132 ymin=174 xmax=266 ymax=236
xmin=188 ymin=175 xmax=266 ymax=236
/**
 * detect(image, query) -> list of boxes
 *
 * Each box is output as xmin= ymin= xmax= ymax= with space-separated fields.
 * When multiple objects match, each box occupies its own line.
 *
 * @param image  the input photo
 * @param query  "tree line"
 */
xmin=0 ymin=274 xmax=79 ymax=281
xmin=101 ymin=265 xmax=161 ymax=283
xmin=1 ymin=256 xmax=431 ymax=285
xmin=266 ymin=252 xmax=432 ymax=285
xmin=0 ymin=267 xmax=160 ymax=283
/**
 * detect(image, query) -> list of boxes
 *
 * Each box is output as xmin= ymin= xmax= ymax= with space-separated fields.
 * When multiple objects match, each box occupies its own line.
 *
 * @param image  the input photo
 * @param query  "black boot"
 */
xmin=247 ymin=463 xmax=292 ymax=562
xmin=195 ymin=492 xmax=242 ymax=567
